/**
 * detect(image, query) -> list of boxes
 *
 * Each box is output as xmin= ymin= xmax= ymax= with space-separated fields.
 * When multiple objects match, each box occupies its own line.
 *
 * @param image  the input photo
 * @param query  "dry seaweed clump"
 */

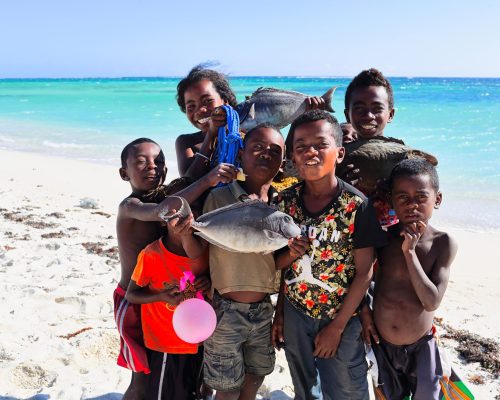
xmin=439 ymin=322 xmax=500 ymax=377
xmin=81 ymin=242 xmax=119 ymax=260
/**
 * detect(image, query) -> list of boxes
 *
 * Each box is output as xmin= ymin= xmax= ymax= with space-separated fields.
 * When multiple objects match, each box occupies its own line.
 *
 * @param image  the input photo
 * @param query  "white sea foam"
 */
xmin=42 ymin=140 xmax=92 ymax=149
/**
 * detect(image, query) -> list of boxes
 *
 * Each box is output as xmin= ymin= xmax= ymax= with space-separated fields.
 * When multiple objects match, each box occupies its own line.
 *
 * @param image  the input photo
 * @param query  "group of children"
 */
xmin=114 ymin=66 xmax=457 ymax=400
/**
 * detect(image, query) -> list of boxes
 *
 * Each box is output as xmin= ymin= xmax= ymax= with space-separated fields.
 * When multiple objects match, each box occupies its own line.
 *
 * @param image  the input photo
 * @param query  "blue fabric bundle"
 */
xmin=214 ymin=105 xmax=243 ymax=169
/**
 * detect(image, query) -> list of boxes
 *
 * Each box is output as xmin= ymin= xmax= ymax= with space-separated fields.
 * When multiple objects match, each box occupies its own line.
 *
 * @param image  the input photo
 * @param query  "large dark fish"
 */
xmin=159 ymin=197 xmax=301 ymax=253
xmin=235 ymin=87 xmax=336 ymax=132
xmin=337 ymin=137 xmax=438 ymax=196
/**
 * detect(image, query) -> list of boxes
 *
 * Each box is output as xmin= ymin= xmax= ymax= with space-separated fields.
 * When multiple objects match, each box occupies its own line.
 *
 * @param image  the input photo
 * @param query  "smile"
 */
xmin=197 ymin=117 xmax=211 ymax=124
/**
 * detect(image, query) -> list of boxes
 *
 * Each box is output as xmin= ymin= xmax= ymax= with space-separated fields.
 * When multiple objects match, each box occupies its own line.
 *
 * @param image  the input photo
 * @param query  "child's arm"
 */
xmin=168 ymin=214 xmax=208 ymax=259
xmin=178 ymin=109 xmax=227 ymax=178
xmin=313 ymin=246 xmax=375 ymax=358
xmin=275 ymin=236 xmax=309 ymax=270
xmin=119 ymin=163 xmax=237 ymax=222
xmin=401 ymin=222 xmax=457 ymax=311
xmin=126 ymin=279 xmax=182 ymax=306
xmin=271 ymin=270 xmax=286 ymax=349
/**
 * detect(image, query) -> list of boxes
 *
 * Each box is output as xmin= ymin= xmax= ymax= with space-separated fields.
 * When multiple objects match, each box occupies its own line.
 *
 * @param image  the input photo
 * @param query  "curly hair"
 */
xmin=176 ymin=65 xmax=238 ymax=113
xmin=344 ymin=68 xmax=394 ymax=109
xmin=389 ymin=159 xmax=439 ymax=192
xmin=285 ymin=110 xmax=342 ymax=157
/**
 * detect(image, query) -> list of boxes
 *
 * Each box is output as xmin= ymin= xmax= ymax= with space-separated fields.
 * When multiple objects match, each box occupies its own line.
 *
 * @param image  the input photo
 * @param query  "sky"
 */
xmin=1 ymin=0 xmax=499 ymax=78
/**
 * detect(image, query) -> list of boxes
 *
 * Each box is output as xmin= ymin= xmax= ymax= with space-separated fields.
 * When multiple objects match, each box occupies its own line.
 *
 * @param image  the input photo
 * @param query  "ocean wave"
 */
xmin=42 ymin=140 xmax=93 ymax=149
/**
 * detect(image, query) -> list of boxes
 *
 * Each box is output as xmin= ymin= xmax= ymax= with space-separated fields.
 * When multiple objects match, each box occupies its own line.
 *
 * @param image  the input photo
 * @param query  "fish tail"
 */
xmin=322 ymin=86 xmax=337 ymax=113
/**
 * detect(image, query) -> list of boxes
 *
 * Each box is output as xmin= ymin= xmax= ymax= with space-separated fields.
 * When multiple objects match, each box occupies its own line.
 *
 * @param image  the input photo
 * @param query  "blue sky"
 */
xmin=1 ymin=0 xmax=499 ymax=78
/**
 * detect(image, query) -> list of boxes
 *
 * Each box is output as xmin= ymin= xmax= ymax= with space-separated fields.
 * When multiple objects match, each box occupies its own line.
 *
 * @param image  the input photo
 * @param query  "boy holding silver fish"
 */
xmin=115 ymin=137 xmax=236 ymax=399
xmin=272 ymin=110 xmax=386 ymax=400
xmin=200 ymin=123 xmax=286 ymax=400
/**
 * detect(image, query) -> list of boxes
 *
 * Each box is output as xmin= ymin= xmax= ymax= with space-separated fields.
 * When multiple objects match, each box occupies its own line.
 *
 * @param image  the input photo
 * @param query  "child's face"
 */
xmin=184 ymin=79 xmax=227 ymax=133
xmin=341 ymin=123 xmax=358 ymax=144
xmin=344 ymin=85 xmax=394 ymax=139
xmin=120 ymin=142 xmax=167 ymax=193
xmin=391 ymin=174 xmax=442 ymax=225
xmin=240 ymin=127 xmax=285 ymax=184
xmin=292 ymin=120 xmax=345 ymax=182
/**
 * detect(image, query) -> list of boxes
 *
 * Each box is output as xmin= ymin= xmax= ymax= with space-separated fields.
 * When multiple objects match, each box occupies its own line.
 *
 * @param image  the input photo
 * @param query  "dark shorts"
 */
xmin=373 ymin=331 xmax=443 ymax=400
xmin=113 ymin=284 xmax=150 ymax=373
xmin=147 ymin=349 xmax=204 ymax=400
xmin=203 ymin=292 xmax=275 ymax=391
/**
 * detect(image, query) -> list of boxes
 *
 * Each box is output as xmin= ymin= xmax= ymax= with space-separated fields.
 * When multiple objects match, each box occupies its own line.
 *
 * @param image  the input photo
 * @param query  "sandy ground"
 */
xmin=0 ymin=149 xmax=498 ymax=399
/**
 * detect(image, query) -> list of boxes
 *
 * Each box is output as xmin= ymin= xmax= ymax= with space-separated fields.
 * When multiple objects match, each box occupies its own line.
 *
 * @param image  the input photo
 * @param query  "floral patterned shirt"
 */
xmin=277 ymin=179 xmax=386 ymax=320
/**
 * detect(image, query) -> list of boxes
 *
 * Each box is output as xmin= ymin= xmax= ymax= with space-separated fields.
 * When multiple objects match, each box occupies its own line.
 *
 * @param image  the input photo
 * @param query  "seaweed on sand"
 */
xmin=436 ymin=319 xmax=500 ymax=377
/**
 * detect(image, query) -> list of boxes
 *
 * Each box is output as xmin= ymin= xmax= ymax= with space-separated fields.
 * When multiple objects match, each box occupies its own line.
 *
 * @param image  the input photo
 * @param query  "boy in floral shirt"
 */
xmin=272 ymin=110 xmax=386 ymax=400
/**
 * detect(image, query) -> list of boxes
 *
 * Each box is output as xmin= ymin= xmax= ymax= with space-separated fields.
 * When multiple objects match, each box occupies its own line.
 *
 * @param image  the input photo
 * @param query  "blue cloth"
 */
xmin=283 ymin=297 xmax=369 ymax=400
xmin=212 ymin=105 xmax=243 ymax=169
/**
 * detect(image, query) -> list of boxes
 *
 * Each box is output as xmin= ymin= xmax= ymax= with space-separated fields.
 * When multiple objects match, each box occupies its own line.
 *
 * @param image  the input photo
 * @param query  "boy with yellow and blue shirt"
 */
xmin=273 ymin=110 xmax=386 ymax=400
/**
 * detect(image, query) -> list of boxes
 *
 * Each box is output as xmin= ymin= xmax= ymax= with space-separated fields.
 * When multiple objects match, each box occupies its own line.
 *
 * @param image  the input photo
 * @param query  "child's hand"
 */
xmin=168 ymin=213 xmax=194 ymax=237
xmin=341 ymin=163 xmax=362 ymax=188
xmin=400 ymin=221 xmax=426 ymax=252
xmin=288 ymin=236 xmax=309 ymax=260
xmin=313 ymin=320 xmax=343 ymax=358
xmin=206 ymin=163 xmax=238 ymax=186
xmin=159 ymin=284 xmax=182 ymax=306
xmin=207 ymin=107 xmax=227 ymax=139
xmin=271 ymin=309 xmax=285 ymax=350
xmin=194 ymin=275 xmax=211 ymax=295
xmin=305 ymin=96 xmax=326 ymax=111
xmin=359 ymin=304 xmax=379 ymax=345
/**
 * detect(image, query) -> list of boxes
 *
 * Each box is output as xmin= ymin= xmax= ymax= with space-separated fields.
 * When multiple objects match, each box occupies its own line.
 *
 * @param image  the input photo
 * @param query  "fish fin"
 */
xmin=195 ymin=199 xmax=274 ymax=222
xmin=248 ymin=103 xmax=255 ymax=120
xmin=322 ymin=86 xmax=337 ymax=113
xmin=193 ymin=231 xmax=239 ymax=252
xmin=408 ymin=150 xmax=439 ymax=166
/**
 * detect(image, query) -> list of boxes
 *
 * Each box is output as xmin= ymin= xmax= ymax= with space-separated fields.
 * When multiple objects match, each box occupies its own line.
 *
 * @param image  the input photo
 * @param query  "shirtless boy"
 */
xmin=115 ymin=137 xmax=236 ymax=399
xmin=361 ymin=159 xmax=458 ymax=400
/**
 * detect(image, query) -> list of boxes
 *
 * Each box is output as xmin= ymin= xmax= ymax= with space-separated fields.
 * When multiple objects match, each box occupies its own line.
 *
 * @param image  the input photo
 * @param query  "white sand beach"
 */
xmin=0 ymin=149 xmax=498 ymax=399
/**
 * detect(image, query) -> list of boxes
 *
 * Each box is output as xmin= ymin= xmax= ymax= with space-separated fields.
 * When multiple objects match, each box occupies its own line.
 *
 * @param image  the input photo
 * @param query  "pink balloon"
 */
xmin=172 ymin=298 xmax=217 ymax=344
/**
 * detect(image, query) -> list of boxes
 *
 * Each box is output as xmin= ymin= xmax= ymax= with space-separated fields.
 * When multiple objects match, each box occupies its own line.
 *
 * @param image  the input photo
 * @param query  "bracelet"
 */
xmin=195 ymin=152 xmax=210 ymax=161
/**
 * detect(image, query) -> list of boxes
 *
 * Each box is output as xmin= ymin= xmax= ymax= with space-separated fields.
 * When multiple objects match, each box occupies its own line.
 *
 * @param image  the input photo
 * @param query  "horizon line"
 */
xmin=1 ymin=75 xmax=499 ymax=80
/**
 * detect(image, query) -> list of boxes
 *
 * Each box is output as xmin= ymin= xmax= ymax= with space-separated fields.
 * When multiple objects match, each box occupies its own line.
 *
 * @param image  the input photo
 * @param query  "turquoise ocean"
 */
xmin=0 ymin=77 xmax=499 ymax=231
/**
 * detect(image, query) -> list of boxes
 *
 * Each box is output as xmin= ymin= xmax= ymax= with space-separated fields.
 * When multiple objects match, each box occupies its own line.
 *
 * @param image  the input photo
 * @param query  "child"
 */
xmin=115 ymin=138 xmax=236 ymax=398
xmin=341 ymin=68 xmax=399 ymax=228
xmin=272 ymin=110 xmax=386 ymax=400
xmin=340 ymin=122 xmax=358 ymax=144
xmin=175 ymin=65 xmax=238 ymax=179
xmin=361 ymin=159 xmax=457 ymax=400
xmin=343 ymin=68 xmax=395 ymax=140
xmin=201 ymin=123 xmax=285 ymax=400
xmin=125 ymin=178 xmax=211 ymax=400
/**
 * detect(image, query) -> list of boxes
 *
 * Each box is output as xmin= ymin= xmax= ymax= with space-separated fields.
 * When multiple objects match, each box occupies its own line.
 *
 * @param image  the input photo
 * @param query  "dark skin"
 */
xmin=272 ymin=120 xmax=377 ymax=358
xmin=117 ymin=142 xmax=237 ymax=289
xmin=341 ymin=85 xmax=395 ymax=189
xmin=175 ymin=78 xmax=327 ymax=180
xmin=175 ymin=79 xmax=229 ymax=179
xmin=196 ymin=127 xmax=286 ymax=400
xmin=360 ymin=174 xmax=458 ymax=346
xmin=125 ymin=207 xmax=211 ymax=307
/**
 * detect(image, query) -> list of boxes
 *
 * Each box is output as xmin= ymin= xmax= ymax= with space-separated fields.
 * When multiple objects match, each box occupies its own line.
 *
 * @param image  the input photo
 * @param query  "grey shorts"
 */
xmin=203 ymin=292 xmax=276 ymax=391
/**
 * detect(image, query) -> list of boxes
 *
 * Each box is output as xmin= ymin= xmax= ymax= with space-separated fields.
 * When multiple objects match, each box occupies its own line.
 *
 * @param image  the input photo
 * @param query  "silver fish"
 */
xmin=193 ymin=200 xmax=301 ymax=253
xmin=337 ymin=137 xmax=438 ymax=196
xmin=235 ymin=87 xmax=336 ymax=132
